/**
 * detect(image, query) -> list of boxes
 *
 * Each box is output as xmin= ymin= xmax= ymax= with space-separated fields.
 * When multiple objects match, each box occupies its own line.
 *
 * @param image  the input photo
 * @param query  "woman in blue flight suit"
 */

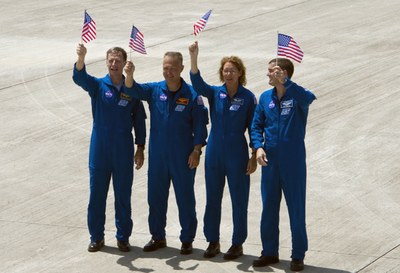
xmin=251 ymin=58 xmax=316 ymax=272
xmin=124 ymin=52 xmax=208 ymax=255
xmin=188 ymin=41 xmax=257 ymax=260
xmin=73 ymin=44 xmax=146 ymax=252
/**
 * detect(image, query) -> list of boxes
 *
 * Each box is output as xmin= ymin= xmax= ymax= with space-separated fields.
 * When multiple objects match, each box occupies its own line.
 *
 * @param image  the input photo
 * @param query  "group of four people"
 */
xmin=72 ymin=40 xmax=315 ymax=272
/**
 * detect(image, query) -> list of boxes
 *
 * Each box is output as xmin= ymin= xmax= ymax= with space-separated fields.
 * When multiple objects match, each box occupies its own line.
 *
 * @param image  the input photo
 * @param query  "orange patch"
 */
xmin=176 ymin=97 xmax=189 ymax=105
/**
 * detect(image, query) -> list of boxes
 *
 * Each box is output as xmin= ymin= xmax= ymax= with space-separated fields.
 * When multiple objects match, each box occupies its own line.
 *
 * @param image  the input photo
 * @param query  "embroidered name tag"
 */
xmin=229 ymin=104 xmax=240 ymax=111
xmin=281 ymin=99 xmax=293 ymax=108
xmin=175 ymin=105 xmax=186 ymax=112
xmin=232 ymin=98 xmax=244 ymax=105
xmin=118 ymin=99 xmax=129 ymax=107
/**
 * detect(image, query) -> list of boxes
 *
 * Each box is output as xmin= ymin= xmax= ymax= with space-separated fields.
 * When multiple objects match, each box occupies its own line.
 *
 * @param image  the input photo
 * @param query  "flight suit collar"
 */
xmin=102 ymin=74 xmax=126 ymax=88
xmin=221 ymin=83 xmax=245 ymax=98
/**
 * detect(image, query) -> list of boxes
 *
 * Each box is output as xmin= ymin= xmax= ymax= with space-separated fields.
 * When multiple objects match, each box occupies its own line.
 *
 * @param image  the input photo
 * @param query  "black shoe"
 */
xmin=88 ymin=239 xmax=105 ymax=252
xmin=223 ymin=245 xmax=243 ymax=260
xmin=252 ymin=255 xmax=279 ymax=267
xmin=117 ymin=240 xmax=131 ymax=252
xmin=143 ymin=238 xmax=167 ymax=252
xmin=290 ymin=259 xmax=304 ymax=271
xmin=204 ymin=242 xmax=220 ymax=258
xmin=180 ymin=242 xmax=193 ymax=255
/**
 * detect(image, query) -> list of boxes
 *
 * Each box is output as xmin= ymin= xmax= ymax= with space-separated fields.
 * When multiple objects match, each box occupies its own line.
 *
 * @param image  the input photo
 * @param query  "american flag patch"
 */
xmin=197 ymin=96 xmax=204 ymax=105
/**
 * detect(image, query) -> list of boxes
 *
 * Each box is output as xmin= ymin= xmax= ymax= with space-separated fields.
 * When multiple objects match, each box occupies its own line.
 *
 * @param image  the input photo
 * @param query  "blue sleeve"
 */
xmin=131 ymin=99 xmax=147 ymax=145
xmin=192 ymin=95 xmax=209 ymax=146
xmin=251 ymin=96 xmax=266 ymax=150
xmin=190 ymin=70 xmax=215 ymax=101
xmin=72 ymin=64 xmax=99 ymax=97
xmin=124 ymin=82 xmax=154 ymax=101
xmin=284 ymin=79 xmax=316 ymax=108
xmin=247 ymin=94 xmax=257 ymax=148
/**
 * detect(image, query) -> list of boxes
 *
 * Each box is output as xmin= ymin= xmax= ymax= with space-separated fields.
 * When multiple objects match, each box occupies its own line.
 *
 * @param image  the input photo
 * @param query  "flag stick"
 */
xmin=80 ymin=9 xmax=86 ymax=45
xmin=276 ymin=30 xmax=279 ymax=67
xmin=129 ymin=24 xmax=134 ymax=60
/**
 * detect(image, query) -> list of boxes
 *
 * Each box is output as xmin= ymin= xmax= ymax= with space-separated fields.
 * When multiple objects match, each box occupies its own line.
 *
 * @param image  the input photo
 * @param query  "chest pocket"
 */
xmin=280 ymin=99 xmax=294 ymax=116
xmin=228 ymin=97 xmax=244 ymax=113
xmin=175 ymin=97 xmax=189 ymax=112
xmin=117 ymin=92 xmax=132 ymax=107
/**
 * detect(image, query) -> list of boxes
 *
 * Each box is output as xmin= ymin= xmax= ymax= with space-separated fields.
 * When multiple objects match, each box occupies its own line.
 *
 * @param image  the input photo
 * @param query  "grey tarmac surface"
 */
xmin=0 ymin=0 xmax=399 ymax=272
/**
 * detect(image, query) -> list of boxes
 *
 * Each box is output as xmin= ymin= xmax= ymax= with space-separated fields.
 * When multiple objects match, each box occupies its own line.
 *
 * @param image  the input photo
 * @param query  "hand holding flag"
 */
xmin=81 ymin=10 xmax=96 ymax=43
xmin=277 ymin=33 xmax=304 ymax=63
xmin=129 ymin=25 xmax=147 ymax=55
xmin=193 ymin=10 xmax=212 ymax=36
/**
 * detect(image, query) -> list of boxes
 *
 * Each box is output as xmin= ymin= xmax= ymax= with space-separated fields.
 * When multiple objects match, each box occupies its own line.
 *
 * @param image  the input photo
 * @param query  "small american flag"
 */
xmin=193 ymin=10 xmax=212 ymax=36
xmin=129 ymin=26 xmax=147 ymax=55
xmin=81 ymin=10 xmax=96 ymax=43
xmin=277 ymin=33 xmax=304 ymax=63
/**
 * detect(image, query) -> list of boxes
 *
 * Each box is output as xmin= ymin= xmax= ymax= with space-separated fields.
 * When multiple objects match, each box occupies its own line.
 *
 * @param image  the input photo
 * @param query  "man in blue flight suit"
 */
xmin=189 ymin=41 xmax=257 ymax=260
xmin=124 ymin=52 xmax=208 ymax=255
xmin=73 ymin=44 xmax=146 ymax=253
xmin=251 ymin=58 xmax=316 ymax=272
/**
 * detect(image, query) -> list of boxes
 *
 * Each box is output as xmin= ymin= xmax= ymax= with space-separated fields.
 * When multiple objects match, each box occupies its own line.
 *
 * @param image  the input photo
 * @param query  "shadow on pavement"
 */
xmin=101 ymin=245 xmax=350 ymax=273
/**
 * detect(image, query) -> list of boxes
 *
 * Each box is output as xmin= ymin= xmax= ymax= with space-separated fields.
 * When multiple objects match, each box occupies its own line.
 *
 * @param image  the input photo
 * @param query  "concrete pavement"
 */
xmin=1 ymin=0 xmax=399 ymax=272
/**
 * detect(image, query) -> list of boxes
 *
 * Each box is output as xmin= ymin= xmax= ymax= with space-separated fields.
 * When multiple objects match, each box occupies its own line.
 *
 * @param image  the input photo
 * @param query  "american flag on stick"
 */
xmin=193 ymin=10 xmax=212 ymax=36
xmin=277 ymin=33 xmax=304 ymax=63
xmin=129 ymin=25 xmax=147 ymax=55
xmin=81 ymin=10 xmax=96 ymax=43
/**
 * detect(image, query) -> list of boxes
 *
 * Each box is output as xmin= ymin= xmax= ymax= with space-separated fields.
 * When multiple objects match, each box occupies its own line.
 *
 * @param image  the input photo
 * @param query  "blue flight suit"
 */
xmin=125 ymin=79 xmax=208 ymax=243
xmin=73 ymin=65 xmax=146 ymax=243
xmin=190 ymin=70 xmax=257 ymax=246
xmin=251 ymin=79 xmax=316 ymax=260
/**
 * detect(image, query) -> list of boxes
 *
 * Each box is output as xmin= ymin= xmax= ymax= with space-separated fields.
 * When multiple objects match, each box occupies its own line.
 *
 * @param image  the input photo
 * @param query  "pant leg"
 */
xmin=226 ymin=162 xmax=250 ymax=246
xmin=172 ymin=167 xmax=197 ymax=243
xmin=281 ymin=157 xmax=308 ymax=260
xmin=203 ymin=153 xmax=226 ymax=243
xmin=260 ymin=163 xmax=281 ymax=257
xmin=88 ymin=166 xmax=111 ymax=242
xmin=87 ymin=130 xmax=111 ymax=242
xmin=147 ymin=161 xmax=170 ymax=240
xmin=112 ymin=136 xmax=134 ymax=242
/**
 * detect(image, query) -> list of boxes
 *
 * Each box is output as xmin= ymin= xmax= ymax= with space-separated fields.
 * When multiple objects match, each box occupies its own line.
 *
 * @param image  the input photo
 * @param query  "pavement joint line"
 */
xmin=0 ymin=219 xmax=88 ymax=229
xmin=354 ymin=243 xmax=400 ymax=272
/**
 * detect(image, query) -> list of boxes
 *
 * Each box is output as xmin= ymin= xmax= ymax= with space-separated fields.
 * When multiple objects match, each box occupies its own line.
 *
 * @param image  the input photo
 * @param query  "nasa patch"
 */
xmin=105 ymin=90 xmax=113 ymax=98
xmin=268 ymin=100 xmax=275 ymax=109
xmin=159 ymin=93 xmax=167 ymax=101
